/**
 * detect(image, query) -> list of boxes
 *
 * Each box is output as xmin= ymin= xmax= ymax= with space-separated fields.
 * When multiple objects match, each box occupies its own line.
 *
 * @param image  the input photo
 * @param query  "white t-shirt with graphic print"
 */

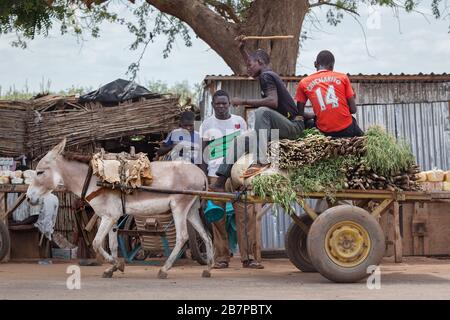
xmin=199 ymin=114 xmax=247 ymax=177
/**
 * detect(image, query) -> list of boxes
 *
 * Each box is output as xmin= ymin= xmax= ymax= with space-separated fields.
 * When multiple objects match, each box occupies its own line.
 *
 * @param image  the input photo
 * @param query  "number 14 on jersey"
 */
xmin=315 ymin=85 xmax=339 ymax=111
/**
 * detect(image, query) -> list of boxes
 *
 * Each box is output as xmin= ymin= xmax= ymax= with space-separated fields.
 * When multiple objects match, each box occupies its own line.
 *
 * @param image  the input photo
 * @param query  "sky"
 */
xmin=0 ymin=2 xmax=449 ymax=94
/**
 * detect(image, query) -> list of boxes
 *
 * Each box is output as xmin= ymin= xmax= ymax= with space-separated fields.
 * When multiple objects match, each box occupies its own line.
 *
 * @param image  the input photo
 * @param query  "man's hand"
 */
xmin=235 ymin=35 xmax=246 ymax=49
xmin=231 ymin=97 xmax=246 ymax=106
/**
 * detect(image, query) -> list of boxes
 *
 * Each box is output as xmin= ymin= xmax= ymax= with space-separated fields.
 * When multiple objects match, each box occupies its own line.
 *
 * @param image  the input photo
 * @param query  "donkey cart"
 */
xmin=2 ymin=182 xmax=450 ymax=283
xmin=0 ymin=184 xmax=209 ymax=266
xmin=95 ymin=183 xmax=450 ymax=283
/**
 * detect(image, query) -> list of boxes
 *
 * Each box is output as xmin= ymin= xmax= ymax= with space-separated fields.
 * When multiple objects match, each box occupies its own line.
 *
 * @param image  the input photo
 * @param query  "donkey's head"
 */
xmin=27 ymin=138 xmax=66 ymax=205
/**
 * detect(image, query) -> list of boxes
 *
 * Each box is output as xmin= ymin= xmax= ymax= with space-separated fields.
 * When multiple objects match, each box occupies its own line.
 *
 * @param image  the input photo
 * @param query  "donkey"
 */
xmin=26 ymin=139 xmax=214 ymax=279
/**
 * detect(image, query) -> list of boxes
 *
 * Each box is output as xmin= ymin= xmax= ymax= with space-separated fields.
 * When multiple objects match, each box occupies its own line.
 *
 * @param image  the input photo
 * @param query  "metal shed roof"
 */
xmin=204 ymin=73 xmax=450 ymax=83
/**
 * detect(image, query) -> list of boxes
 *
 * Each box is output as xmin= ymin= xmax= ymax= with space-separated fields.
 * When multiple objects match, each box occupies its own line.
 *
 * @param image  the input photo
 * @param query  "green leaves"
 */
xmin=364 ymin=125 xmax=415 ymax=177
xmin=0 ymin=0 xmax=121 ymax=48
xmin=252 ymin=174 xmax=297 ymax=214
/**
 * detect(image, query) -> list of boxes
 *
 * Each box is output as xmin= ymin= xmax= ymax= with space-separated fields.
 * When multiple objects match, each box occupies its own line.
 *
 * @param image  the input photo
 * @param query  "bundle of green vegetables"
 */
xmin=251 ymin=125 xmax=421 ymax=213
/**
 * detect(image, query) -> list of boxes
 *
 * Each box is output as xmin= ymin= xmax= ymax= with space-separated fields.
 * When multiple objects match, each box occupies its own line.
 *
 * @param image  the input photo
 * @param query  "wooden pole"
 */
xmin=96 ymin=182 xmax=240 ymax=201
xmin=0 ymin=193 xmax=26 ymax=220
xmin=393 ymin=201 xmax=403 ymax=263
xmin=0 ymin=193 xmax=10 ymax=262
xmin=242 ymin=35 xmax=294 ymax=41
xmin=84 ymin=214 xmax=98 ymax=232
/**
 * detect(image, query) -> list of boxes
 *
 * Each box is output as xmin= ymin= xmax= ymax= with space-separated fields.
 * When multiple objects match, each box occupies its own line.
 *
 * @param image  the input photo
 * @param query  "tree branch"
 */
xmin=144 ymin=0 xmax=241 ymax=71
xmin=204 ymin=0 xmax=241 ymax=23
xmin=309 ymin=0 xmax=360 ymax=16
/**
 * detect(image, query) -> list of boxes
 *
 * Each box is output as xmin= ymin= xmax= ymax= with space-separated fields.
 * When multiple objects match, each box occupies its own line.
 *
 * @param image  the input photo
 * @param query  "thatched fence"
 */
xmin=0 ymin=94 xmax=182 ymax=159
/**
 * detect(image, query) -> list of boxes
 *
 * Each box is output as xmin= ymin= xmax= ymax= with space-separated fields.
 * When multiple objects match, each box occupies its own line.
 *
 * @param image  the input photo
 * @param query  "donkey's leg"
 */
xmin=108 ymin=223 xmax=124 ymax=273
xmin=158 ymin=199 xmax=190 ymax=279
xmin=92 ymin=216 xmax=117 ymax=278
xmin=187 ymin=202 xmax=214 ymax=277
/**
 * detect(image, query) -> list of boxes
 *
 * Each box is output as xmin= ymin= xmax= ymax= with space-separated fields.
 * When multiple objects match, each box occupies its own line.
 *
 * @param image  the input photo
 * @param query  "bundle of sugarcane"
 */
xmin=255 ymin=126 xmax=421 ymax=213
xmin=342 ymin=158 xmax=421 ymax=191
xmin=273 ymin=135 xmax=367 ymax=169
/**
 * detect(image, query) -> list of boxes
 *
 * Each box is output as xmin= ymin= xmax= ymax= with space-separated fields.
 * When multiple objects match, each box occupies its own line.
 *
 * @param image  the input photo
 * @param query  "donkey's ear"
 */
xmin=51 ymin=138 xmax=66 ymax=155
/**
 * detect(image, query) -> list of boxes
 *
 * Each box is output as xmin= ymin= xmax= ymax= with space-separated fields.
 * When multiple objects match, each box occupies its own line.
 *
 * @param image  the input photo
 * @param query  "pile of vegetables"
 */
xmin=251 ymin=125 xmax=421 ymax=213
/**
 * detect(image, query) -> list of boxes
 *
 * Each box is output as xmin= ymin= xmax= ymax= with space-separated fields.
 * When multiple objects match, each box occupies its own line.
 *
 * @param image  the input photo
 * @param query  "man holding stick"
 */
xmin=211 ymin=35 xmax=305 ymax=190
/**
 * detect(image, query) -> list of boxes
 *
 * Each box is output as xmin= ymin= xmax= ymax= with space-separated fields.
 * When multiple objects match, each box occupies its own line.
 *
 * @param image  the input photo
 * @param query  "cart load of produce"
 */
xmin=251 ymin=126 xmax=422 ymax=210
xmin=416 ymin=169 xmax=450 ymax=191
xmin=91 ymin=150 xmax=152 ymax=189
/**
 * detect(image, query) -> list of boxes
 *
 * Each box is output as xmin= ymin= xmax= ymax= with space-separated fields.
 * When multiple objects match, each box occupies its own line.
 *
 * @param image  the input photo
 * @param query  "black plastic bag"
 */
xmin=79 ymin=79 xmax=160 ymax=104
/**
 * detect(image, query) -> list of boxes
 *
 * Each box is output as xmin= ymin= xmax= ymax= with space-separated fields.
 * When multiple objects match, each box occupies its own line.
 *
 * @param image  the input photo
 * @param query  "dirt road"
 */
xmin=1 ymin=257 xmax=450 ymax=300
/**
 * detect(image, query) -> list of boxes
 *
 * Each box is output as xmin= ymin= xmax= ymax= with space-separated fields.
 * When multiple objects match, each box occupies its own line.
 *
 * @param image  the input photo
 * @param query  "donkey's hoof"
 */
xmin=202 ymin=270 xmax=211 ymax=278
xmin=157 ymin=270 xmax=168 ymax=279
xmin=102 ymin=270 xmax=113 ymax=278
xmin=116 ymin=259 xmax=125 ymax=273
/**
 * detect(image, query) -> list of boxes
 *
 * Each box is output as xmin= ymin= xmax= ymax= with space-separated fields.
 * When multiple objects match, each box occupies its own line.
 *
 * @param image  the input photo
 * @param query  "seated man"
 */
xmin=154 ymin=111 xmax=201 ymax=164
xmin=200 ymin=90 xmax=263 ymax=269
xmin=295 ymin=50 xmax=363 ymax=138
xmin=212 ymin=39 xmax=304 ymax=190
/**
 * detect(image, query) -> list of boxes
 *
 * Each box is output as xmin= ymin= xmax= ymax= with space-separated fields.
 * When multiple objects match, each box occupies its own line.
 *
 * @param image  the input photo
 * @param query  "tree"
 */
xmin=0 ymin=0 xmax=447 ymax=75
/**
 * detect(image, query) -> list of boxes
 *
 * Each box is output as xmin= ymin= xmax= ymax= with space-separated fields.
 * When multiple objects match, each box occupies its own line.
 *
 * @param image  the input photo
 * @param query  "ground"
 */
xmin=1 ymin=257 xmax=450 ymax=300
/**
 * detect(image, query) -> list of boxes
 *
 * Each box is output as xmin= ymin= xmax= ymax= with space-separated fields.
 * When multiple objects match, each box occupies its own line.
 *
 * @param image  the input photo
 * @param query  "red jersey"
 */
xmin=295 ymin=70 xmax=355 ymax=133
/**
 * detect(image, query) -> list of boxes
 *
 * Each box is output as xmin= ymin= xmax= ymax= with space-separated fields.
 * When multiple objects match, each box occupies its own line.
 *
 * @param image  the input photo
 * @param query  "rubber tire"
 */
xmin=285 ymin=215 xmax=316 ymax=272
xmin=0 ymin=221 xmax=11 ymax=262
xmin=187 ymin=208 xmax=211 ymax=266
xmin=307 ymin=205 xmax=385 ymax=283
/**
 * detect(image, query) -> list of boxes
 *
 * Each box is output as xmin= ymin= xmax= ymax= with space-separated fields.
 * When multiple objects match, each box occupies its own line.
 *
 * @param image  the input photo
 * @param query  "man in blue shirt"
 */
xmin=155 ymin=111 xmax=201 ymax=163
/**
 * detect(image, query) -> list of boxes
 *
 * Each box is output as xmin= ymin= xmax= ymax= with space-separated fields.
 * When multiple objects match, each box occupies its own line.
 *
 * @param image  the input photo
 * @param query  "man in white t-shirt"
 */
xmin=200 ymin=90 xmax=263 ymax=269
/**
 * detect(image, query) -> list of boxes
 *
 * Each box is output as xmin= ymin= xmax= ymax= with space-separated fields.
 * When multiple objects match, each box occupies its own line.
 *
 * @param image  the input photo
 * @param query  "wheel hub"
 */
xmin=325 ymin=221 xmax=371 ymax=267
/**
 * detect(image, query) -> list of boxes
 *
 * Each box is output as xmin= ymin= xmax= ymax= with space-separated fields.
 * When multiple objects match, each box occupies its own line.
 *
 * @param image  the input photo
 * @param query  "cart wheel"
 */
xmin=0 ymin=221 xmax=10 ymax=262
xmin=122 ymin=215 xmax=148 ymax=261
xmin=307 ymin=205 xmax=385 ymax=283
xmin=285 ymin=215 xmax=316 ymax=272
xmin=187 ymin=208 xmax=212 ymax=266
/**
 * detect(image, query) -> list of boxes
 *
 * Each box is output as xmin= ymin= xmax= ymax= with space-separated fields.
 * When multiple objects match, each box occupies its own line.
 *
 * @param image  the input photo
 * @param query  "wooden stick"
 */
xmin=39 ymin=233 xmax=44 ymax=247
xmin=393 ymin=201 xmax=403 ymax=263
xmin=96 ymin=181 xmax=240 ymax=201
xmin=84 ymin=214 xmax=98 ymax=232
xmin=242 ymin=35 xmax=294 ymax=40
xmin=0 ymin=193 xmax=26 ymax=220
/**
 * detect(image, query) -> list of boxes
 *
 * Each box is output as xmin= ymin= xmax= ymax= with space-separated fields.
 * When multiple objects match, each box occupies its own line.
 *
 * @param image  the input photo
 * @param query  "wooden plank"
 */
xmin=0 ymin=184 xmax=66 ymax=193
xmin=300 ymin=201 xmax=318 ymax=221
xmin=242 ymin=35 xmax=294 ymax=41
xmin=412 ymin=203 xmax=421 ymax=255
xmin=0 ymin=193 xmax=26 ymax=220
xmin=84 ymin=214 xmax=99 ymax=232
xmin=371 ymin=199 xmax=394 ymax=218
xmin=393 ymin=201 xmax=403 ymax=263
xmin=1 ymin=192 xmax=10 ymax=262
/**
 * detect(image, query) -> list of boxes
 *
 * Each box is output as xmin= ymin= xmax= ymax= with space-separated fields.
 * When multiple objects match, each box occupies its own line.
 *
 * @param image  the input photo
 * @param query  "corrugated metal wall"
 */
xmin=202 ymin=78 xmax=450 ymax=249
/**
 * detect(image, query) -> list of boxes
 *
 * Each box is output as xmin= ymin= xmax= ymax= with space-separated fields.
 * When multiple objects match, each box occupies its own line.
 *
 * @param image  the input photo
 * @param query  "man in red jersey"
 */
xmin=295 ymin=50 xmax=363 ymax=137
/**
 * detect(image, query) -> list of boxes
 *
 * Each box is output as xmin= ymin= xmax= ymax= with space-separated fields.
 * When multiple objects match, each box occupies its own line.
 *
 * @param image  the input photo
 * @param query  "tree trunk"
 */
xmin=146 ymin=0 xmax=309 ymax=75
xmin=239 ymin=0 xmax=309 ymax=75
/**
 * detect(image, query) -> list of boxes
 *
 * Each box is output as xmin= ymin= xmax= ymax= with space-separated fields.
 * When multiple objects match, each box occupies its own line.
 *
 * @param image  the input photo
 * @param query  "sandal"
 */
xmin=242 ymin=259 xmax=264 ymax=269
xmin=213 ymin=261 xmax=229 ymax=269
